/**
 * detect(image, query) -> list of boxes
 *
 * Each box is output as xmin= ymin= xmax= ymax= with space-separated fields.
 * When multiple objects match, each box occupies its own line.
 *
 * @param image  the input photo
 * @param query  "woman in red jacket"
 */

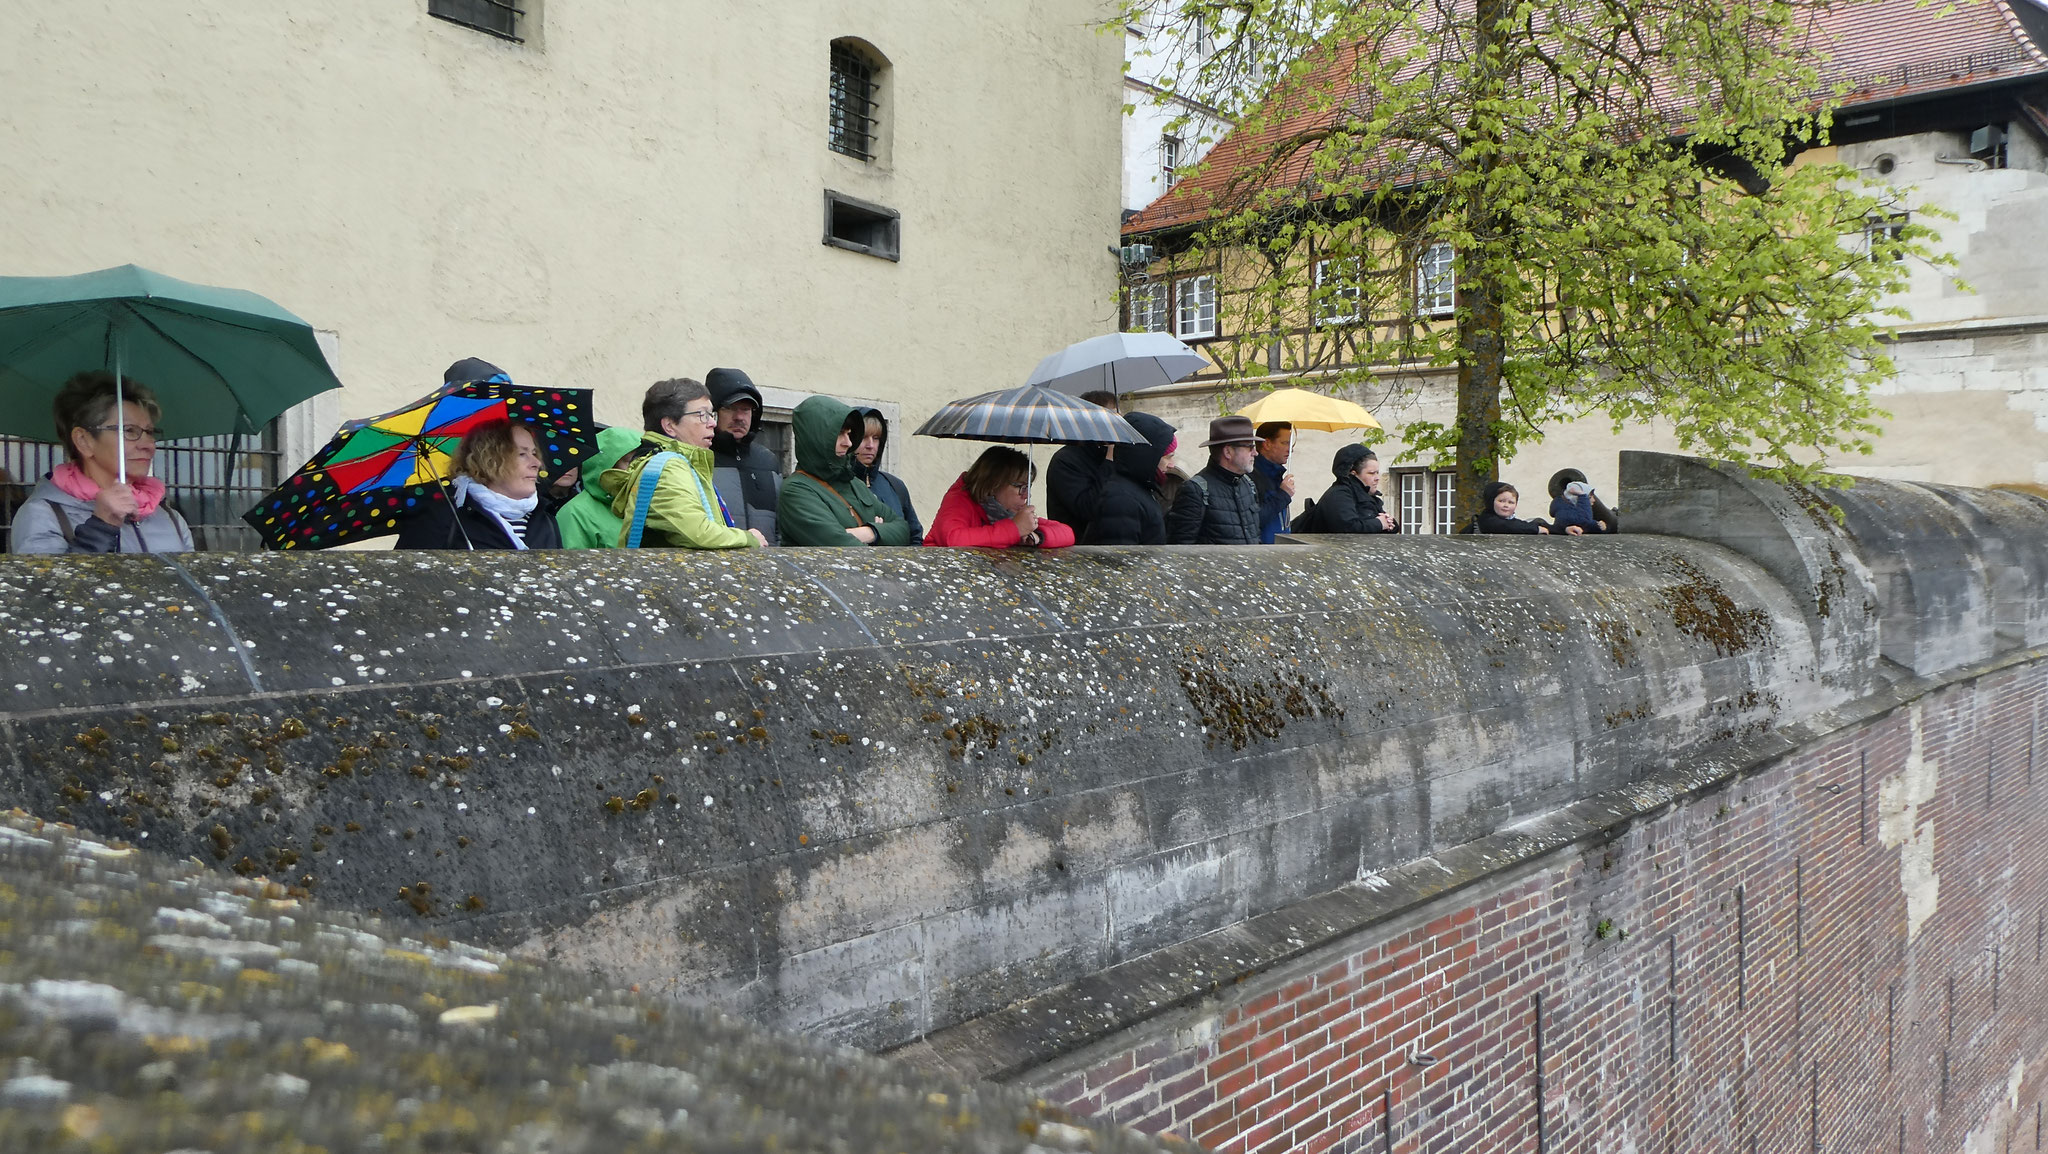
xmin=925 ymin=446 xmax=1076 ymax=549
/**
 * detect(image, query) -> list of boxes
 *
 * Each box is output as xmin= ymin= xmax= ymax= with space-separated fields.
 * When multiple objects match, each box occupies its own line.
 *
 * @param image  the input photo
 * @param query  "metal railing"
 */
xmin=0 ymin=427 xmax=282 ymax=553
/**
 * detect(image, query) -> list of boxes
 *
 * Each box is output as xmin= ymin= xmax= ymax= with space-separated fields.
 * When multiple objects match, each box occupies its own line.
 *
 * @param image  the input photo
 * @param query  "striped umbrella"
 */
xmin=912 ymin=384 xmax=1147 ymax=446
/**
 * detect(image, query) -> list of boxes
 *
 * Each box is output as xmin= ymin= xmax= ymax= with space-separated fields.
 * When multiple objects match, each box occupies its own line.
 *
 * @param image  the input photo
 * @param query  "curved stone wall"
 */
xmin=2 ymin=454 xmax=2044 ymax=1055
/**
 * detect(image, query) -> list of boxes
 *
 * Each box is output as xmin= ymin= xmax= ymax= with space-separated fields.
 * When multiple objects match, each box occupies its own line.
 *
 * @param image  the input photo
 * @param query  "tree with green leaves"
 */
xmin=1117 ymin=0 xmax=1947 ymax=523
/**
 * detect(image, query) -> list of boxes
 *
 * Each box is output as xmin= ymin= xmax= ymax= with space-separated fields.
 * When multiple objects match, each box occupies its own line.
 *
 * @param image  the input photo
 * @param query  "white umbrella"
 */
xmin=1025 ymin=332 xmax=1210 ymax=398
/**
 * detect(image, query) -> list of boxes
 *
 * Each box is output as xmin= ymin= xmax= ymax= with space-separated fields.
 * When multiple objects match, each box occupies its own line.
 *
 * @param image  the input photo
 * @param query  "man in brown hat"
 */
xmin=1167 ymin=416 xmax=1264 ymax=545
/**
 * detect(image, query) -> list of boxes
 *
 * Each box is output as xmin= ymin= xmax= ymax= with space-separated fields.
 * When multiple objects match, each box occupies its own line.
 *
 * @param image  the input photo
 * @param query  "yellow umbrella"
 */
xmin=1233 ymin=388 xmax=1383 ymax=433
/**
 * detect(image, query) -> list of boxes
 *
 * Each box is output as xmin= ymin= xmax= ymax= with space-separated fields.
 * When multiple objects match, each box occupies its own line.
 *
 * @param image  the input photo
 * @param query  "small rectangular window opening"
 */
xmin=429 ymin=0 xmax=523 ymax=42
xmin=823 ymin=190 xmax=900 ymax=261
xmin=830 ymin=45 xmax=879 ymax=161
xmin=1161 ymin=135 xmax=1184 ymax=186
xmin=1314 ymin=257 xmax=1362 ymax=326
xmin=1864 ymin=212 xmax=1909 ymax=260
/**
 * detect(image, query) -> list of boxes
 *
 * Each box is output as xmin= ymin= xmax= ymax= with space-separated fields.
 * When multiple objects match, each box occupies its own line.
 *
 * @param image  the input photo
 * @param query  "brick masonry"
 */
xmin=1029 ymin=661 xmax=2048 ymax=1153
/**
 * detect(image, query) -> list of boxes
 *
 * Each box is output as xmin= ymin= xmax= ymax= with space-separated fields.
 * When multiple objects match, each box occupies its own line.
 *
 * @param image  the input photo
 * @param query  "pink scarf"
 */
xmin=50 ymin=462 xmax=166 ymax=519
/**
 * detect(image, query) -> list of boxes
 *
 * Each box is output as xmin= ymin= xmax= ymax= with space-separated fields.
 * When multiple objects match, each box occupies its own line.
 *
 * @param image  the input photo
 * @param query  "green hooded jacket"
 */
xmin=556 ymin=426 xmax=643 ymax=549
xmin=599 ymin=431 xmax=758 ymax=550
xmin=777 ymin=396 xmax=911 ymax=547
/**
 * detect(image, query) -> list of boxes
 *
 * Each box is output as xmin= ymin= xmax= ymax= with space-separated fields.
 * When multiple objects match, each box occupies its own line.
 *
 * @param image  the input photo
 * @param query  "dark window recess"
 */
xmin=429 ymin=0 xmax=523 ymax=43
xmin=823 ymin=191 xmax=900 ymax=261
xmin=829 ymin=43 xmax=879 ymax=160
xmin=0 ymin=426 xmax=282 ymax=553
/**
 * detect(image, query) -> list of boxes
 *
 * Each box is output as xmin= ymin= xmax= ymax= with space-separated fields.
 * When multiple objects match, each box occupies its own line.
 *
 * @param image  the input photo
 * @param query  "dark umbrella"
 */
xmin=913 ymin=385 xmax=1147 ymax=446
xmin=243 ymin=370 xmax=598 ymax=550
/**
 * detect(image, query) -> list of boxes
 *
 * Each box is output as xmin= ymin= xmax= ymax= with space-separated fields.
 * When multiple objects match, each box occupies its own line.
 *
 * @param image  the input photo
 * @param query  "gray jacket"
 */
xmin=1166 ymin=464 xmax=1263 ymax=545
xmin=10 ymin=478 xmax=194 ymax=555
xmin=710 ymin=439 xmax=781 ymax=546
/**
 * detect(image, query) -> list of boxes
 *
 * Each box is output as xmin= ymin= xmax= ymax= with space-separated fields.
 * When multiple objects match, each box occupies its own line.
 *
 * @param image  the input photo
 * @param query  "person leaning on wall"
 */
xmin=1082 ymin=412 xmax=1176 ymax=546
xmin=776 ymin=395 xmax=912 ymax=546
xmin=1298 ymin=444 xmax=1398 ymax=534
xmin=12 ymin=371 xmax=193 ymax=554
xmin=924 ymin=446 xmax=1074 ymax=549
xmin=850 ymin=407 xmax=923 ymax=545
xmin=395 ymin=418 xmax=562 ymax=550
xmin=602 ymin=378 xmax=767 ymax=550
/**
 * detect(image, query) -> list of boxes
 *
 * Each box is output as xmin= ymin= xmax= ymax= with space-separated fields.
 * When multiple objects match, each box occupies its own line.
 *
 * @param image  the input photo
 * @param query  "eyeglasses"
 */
xmin=1005 ymin=481 xmax=1031 ymax=494
xmin=92 ymin=424 xmax=161 ymax=442
xmin=680 ymin=408 xmax=718 ymax=424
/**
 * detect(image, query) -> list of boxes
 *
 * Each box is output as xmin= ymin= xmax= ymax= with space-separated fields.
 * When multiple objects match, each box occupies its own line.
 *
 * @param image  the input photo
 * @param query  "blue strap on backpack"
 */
xmin=624 ymin=452 xmax=680 ymax=548
xmin=623 ymin=452 xmax=736 ymax=547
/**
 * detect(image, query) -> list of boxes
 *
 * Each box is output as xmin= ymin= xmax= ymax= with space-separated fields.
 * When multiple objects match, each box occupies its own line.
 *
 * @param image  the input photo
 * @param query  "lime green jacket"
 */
xmin=600 ymin=432 xmax=758 ymax=550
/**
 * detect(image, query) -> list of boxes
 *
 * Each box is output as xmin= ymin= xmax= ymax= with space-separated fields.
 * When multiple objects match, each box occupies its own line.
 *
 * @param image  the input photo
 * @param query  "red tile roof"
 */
xmin=1125 ymin=0 xmax=2048 ymax=236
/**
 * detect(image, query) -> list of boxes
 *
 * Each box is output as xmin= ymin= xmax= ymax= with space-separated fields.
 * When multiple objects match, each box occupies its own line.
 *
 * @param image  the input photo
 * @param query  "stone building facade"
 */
xmin=0 ymin=0 xmax=1124 ymax=531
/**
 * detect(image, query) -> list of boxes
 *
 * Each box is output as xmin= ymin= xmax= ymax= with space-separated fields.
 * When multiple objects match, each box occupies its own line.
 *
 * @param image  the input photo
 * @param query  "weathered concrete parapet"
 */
xmin=3 ymin=454 xmax=2046 ymax=1061
xmin=1619 ymin=450 xmax=1883 ymax=689
xmin=1623 ymin=450 xmax=2048 ymax=677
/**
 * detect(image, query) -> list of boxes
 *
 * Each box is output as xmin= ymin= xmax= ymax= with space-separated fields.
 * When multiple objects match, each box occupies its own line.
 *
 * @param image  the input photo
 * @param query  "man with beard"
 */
xmin=705 ymin=367 xmax=781 ymax=545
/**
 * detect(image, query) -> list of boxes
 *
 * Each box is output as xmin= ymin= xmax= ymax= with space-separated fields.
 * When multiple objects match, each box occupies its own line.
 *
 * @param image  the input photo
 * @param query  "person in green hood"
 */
xmin=601 ymin=378 xmax=767 ymax=550
xmin=778 ymin=395 xmax=913 ymax=547
xmin=554 ymin=425 xmax=644 ymax=549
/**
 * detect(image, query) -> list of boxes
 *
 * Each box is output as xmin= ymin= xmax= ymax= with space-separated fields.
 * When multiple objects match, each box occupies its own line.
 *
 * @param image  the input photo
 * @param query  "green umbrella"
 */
xmin=0 ymin=265 xmax=345 ymax=457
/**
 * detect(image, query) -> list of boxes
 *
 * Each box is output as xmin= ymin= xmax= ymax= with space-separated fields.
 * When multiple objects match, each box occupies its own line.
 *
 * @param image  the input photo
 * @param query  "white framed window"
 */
xmin=1864 ymin=211 xmax=1908 ymax=261
xmin=1161 ymin=134 xmax=1184 ymax=186
xmin=1126 ymin=282 xmax=1170 ymax=334
xmin=1433 ymin=471 xmax=1457 ymax=535
xmin=1399 ymin=471 xmax=1426 ymax=534
xmin=1313 ymin=257 xmax=1362 ymax=326
xmin=1416 ymin=242 xmax=1456 ymax=317
xmin=1176 ymin=274 xmax=1216 ymax=339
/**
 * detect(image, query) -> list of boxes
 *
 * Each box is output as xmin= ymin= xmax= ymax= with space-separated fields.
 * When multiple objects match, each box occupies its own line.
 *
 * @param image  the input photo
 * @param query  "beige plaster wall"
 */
xmin=0 ymin=0 xmax=1124 ymax=513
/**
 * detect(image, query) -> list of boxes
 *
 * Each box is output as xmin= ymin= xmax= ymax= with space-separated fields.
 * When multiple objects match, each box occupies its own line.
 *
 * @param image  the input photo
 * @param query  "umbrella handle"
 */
xmin=113 ymin=344 xmax=127 ymax=487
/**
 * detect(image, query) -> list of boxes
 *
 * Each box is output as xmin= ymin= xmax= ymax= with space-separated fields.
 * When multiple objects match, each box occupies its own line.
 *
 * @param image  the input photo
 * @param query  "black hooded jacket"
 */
xmin=1047 ymin=443 xmax=1111 ymax=539
xmin=706 ymin=368 xmax=782 ymax=544
xmin=1305 ymin=444 xmax=1394 ymax=534
xmin=1082 ymin=412 xmax=1175 ymax=546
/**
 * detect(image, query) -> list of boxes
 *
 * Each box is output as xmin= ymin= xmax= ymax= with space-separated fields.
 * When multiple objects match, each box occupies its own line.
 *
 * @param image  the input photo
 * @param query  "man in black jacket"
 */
xmin=706 ymin=367 xmax=781 ymax=545
xmin=1046 ymin=390 xmax=1120 ymax=539
xmin=1167 ymin=416 xmax=1263 ymax=545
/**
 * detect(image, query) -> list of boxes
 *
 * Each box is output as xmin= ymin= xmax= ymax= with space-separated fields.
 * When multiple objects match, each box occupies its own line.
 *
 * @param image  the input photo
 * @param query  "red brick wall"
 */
xmin=1032 ymin=663 xmax=2048 ymax=1153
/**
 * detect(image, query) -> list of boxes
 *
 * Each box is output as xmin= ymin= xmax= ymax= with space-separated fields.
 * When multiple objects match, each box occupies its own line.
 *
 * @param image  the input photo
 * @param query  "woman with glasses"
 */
xmin=924 ymin=446 xmax=1074 ymax=550
xmin=598 ymin=377 xmax=767 ymax=550
xmin=11 ymin=371 xmax=193 ymax=554
xmin=395 ymin=417 xmax=563 ymax=550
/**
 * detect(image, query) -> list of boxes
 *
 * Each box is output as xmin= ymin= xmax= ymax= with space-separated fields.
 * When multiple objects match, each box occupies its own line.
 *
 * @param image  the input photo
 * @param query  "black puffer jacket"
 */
xmin=1082 ymin=412 xmax=1175 ymax=546
xmin=1167 ymin=461 xmax=1262 ymax=545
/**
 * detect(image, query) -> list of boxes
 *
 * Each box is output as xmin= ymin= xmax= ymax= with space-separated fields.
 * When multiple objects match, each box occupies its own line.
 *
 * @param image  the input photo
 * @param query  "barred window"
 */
xmin=1416 ymin=242 xmax=1456 ymax=317
xmin=829 ymin=41 xmax=882 ymax=161
xmin=1127 ymin=283 xmax=1171 ymax=333
xmin=428 ymin=0 xmax=523 ymax=42
xmin=1175 ymin=274 xmax=1216 ymax=340
xmin=1313 ymin=257 xmax=1362 ymax=326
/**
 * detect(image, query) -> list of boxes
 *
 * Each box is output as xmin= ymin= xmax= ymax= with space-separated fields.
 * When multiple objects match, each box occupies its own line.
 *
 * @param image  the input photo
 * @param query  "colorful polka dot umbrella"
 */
xmin=242 ymin=371 xmax=598 ymax=550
